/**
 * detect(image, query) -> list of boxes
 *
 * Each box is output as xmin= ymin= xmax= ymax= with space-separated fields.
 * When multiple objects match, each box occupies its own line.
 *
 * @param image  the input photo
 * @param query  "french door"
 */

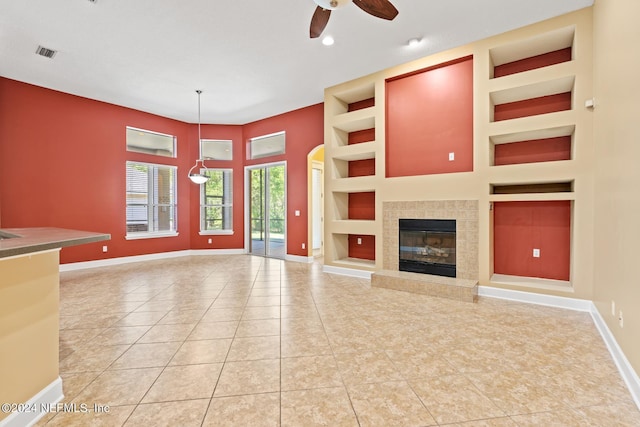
xmin=246 ymin=163 xmax=286 ymax=259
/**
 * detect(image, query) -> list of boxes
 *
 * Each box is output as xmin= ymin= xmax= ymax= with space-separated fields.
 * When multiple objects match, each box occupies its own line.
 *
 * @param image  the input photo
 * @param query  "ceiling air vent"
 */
xmin=35 ymin=45 xmax=57 ymax=59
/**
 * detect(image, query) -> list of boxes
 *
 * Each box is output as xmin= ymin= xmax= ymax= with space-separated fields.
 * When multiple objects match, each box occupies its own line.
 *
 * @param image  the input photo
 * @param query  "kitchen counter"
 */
xmin=0 ymin=227 xmax=110 ymax=426
xmin=0 ymin=227 xmax=110 ymax=259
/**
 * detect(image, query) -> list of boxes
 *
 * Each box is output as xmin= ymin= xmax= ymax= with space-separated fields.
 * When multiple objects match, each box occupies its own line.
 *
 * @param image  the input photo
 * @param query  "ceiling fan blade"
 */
xmin=310 ymin=6 xmax=331 ymax=38
xmin=353 ymin=0 xmax=399 ymax=20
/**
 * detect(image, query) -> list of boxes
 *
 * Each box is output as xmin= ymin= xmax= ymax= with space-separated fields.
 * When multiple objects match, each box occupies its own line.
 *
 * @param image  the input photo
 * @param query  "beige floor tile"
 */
xmin=281 ymin=355 xmax=343 ymax=391
xmin=348 ymin=381 xmax=437 ymax=427
xmin=136 ymin=323 xmax=196 ymax=343
xmin=281 ymin=387 xmax=359 ymax=427
xmin=411 ymin=374 xmax=506 ymax=424
xmin=44 ymin=404 xmax=135 ymax=427
xmin=142 ymin=363 xmax=222 ymax=402
xmin=226 ymin=335 xmax=280 ymax=361
xmin=110 ymin=342 xmax=182 ymax=369
xmin=156 ymin=309 xmax=207 ymax=324
xmin=465 ymin=370 xmax=567 ymax=415
xmin=281 ymin=333 xmax=332 ymax=357
xmin=385 ymin=347 xmax=459 ymax=379
xmin=200 ymin=307 xmax=243 ymax=322
xmin=125 ymin=399 xmax=209 ymax=427
xmin=242 ymin=305 xmax=281 ymax=320
xmin=214 ymin=359 xmax=280 ymax=396
xmin=203 ymin=393 xmax=280 ymax=427
xmin=72 ymin=368 xmax=162 ymax=406
xmin=574 ymin=400 xmax=640 ymax=425
xmin=335 ymin=350 xmax=403 ymax=386
xmin=187 ymin=320 xmax=238 ymax=340
xmin=92 ymin=326 xmax=151 ymax=346
xmin=169 ymin=339 xmax=232 ymax=365
xmin=59 ymin=344 xmax=130 ymax=373
xmin=50 ymin=256 xmax=638 ymax=427
xmin=235 ymin=319 xmax=281 ymax=337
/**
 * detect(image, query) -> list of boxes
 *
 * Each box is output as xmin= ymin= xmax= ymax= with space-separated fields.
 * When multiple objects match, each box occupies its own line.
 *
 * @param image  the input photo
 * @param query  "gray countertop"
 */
xmin=0 ymin=227 xmax=110 ymax=259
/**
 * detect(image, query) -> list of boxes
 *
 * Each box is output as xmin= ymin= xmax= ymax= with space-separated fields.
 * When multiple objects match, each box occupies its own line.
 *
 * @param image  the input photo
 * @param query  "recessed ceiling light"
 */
xmin=408 ymin=38 xmax=421 ymax=48
xmin=322 ymin=36 xmax=335 ymax=46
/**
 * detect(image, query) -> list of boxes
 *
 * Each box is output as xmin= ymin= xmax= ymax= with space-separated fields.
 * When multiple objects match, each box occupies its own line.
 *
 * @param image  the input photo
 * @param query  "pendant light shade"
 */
xmin=188 ymin=90 xmax=209 ymax=184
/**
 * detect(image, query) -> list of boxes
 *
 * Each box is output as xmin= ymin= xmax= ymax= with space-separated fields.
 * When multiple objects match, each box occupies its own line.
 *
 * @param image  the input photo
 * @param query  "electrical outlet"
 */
xmin=533 ymin=248 xmax=540 ymax=258
xmin=619 ymin=310 xmax=624 ymax=328
xmin=102 ymin=245 xmax=108 ymax=253
xmin=208 ymin=238 xmax=212 ymax=244
xmin=448 ymin=152 xmax=455 ymax=161
xmin=357 ymin=237 xmax=362 ymax=245
xmin=302 ymin=243 xmax=306 ymax=249
xmin=611 ymin=300 xmax=616 ymax=316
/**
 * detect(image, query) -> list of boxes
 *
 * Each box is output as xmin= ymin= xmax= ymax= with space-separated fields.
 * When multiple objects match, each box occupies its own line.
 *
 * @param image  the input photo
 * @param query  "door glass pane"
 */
xmin=267 ymin=165 xmax=285 ymax=259
xmin=250 ymin=168 xmax=265 ymax=256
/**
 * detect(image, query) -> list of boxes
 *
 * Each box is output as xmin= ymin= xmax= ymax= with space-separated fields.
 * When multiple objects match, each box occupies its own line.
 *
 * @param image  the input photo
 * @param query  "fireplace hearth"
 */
xmin=399 ymin=219 xmax=456 ymax=277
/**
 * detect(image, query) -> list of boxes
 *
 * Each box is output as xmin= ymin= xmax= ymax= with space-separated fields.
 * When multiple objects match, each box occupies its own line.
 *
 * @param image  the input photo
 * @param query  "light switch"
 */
xmin=295 ymin=210 xmax=300 ymax=216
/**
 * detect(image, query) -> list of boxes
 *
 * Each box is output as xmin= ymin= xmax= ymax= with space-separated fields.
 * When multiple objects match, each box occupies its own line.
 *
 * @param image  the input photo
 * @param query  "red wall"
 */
xmin=494 ymin=136 xmax=572 ymax=165
xmin=494 ymin=92 xmax=572 ymax=122
xmin=493 ymin=201 xmax=571 ymax=281
xmin=0 ymin=78 xmax=192 ymax=263
xmin=348 ymin=159 xmax=375 ymax=177
xmin=494 ymin=47 xmax=572 ymax=78
xmin=386 ymin=56 xmax=474 ymax=177
xmin=348 ymin=192 xmax=375 ymax=220
xmin=348 ymin=98 xmax=375 ymax=112
xmin=348 ymin=128 xmax=375 ymax=145
xmin=0 ymin=78 xmax=323 ymax=262
xmin=348 ymin=234 xmax=375 ymax=260
xmin=242 ymin=104 xmax=324 ymax=257
xmin=189 ymin=124 xmax=245 ymax=250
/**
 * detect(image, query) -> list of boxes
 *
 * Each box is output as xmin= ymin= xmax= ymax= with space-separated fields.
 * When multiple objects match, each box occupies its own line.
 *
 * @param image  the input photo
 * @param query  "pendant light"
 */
xmin=188 ymin=90 xmax=210 ymax=184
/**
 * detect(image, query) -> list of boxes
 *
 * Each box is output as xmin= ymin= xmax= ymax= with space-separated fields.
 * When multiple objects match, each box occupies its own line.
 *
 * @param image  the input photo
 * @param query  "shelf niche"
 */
xmin=489 ymin=26 xmax=575 ymax=79
xmin=349 ymin=192 xmax=375 ymax=220
xmin=491 ymin=181 xmax=573 ymax=194
xmin=491 ymin=125 xmax=574 ymax=166
xmin=493 ymin=200 xmax=571 ymax=281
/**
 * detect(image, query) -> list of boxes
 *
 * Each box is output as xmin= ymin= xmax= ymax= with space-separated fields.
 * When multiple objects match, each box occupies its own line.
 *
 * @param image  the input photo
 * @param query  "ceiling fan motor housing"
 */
xmin=313 ymin=0 xmax=350 ymax=10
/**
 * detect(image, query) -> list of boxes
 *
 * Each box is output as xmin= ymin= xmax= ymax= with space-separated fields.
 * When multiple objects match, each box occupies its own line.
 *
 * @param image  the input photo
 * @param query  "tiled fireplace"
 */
xmin=383 ymin=200 xmax=479 ymax=280
xmin=373 ymin=200 xmax=479 ymax=302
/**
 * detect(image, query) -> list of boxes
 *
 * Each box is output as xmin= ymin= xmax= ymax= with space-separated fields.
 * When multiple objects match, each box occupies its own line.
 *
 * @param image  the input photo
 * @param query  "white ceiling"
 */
xmin=0 ymin=0 xmax=593 ymax=125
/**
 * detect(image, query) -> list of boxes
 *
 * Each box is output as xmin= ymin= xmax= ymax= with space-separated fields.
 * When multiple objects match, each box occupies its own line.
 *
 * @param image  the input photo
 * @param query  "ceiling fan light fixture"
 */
xmin=322 ymin=35 xmax=335 ymax=46
xmin=313 ymin=0 xmax=350 ymax=10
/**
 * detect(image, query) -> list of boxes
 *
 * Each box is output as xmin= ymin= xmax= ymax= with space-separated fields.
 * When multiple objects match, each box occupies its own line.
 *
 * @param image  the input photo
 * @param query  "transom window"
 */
xmin=200 ymin=169 xmax=233 ymax=234
xmin=126 ymin=127 xmax=176 ymax=158
xmin=248 ymin=131 xmax=285 ymax=159
xmin=202 ymin=139 xmax=233 ymax=161
xmin=126 ymin=162 xmax=177 ymax=238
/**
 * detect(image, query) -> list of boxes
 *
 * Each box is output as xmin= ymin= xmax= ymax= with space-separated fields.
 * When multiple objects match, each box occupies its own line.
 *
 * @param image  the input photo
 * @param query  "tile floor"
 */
xmin=35 ymin=255 xmax=640 ymax=426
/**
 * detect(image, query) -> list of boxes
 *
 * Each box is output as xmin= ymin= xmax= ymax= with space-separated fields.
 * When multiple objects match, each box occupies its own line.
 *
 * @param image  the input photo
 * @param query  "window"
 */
xmin=202 ymin=139 xmax=233 ymax=161
xmin=248 ymin=131 xmax=285 ymax=159
xmin=126 ymin=162 xmax=177 ymax=238
xmin=201 ymin=169 xmax=233 ymax=234
xmin=126 ymin=127 xmax=176 ymax=158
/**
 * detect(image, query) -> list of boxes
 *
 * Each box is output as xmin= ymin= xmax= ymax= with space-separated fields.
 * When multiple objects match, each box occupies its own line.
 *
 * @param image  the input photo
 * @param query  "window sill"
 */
xmin=125 ymin=232 xmax=179 ymax=240
xmin=199 ymin=230 xmax=234 ymax=236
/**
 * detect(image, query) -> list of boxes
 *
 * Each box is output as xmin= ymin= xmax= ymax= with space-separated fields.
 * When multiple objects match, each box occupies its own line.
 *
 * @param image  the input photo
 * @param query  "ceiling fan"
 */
xmin=310 ymin=0 xmax=399 ymax=38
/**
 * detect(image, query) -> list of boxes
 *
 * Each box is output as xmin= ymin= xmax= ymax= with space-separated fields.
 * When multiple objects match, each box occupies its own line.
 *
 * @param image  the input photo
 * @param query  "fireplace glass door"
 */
xmin=399 ymin=219 xmax=456 ymax=277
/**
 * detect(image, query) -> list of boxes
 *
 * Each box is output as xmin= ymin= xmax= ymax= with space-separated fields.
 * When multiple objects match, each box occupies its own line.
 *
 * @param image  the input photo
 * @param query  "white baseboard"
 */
xmin=590 ymin=305 xmax=640 ymax=409
xmin=478 ymin=285 xmax=592 ymax=312
xmin=0 ymin=377 xmax=63 ymax=427
xmin=284 ymin=254 xmax=314 ymax=264
xmin=60 ymin=249 xmax=244 ymax=272
xmin=323 ymin=265 xmax=373 ymax=279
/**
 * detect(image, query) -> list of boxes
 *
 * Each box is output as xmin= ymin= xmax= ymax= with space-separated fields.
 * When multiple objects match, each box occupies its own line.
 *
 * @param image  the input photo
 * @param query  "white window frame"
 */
xmin=201 ymin=139 xmax=233 ymax=161
xmin=199 ymin=168 xmax=234 ymax=235
xmin=126 ymin=126 xmax=177 ymax=158
xmin=125 ymin=161 xmax=178 ymax=239
xmin=248 ymin=131 xmax=285 ymax=160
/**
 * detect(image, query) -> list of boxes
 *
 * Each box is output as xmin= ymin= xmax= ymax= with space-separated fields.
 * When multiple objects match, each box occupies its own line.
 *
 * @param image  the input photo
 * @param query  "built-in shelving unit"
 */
xmin=324 ymin=10 xmax=593 ymax=295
